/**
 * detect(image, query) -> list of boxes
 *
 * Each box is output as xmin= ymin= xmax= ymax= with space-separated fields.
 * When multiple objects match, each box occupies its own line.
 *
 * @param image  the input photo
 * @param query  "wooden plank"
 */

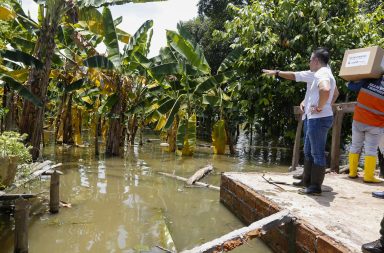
xmin=6 ymin=161 xmax=54 ymax=193
xmin=158 ymin=172 xmax=220 ymax=191
xmin=186 ymin=165 xmax=213 ymax=185
xmin=290 ymin=119 xmax=303 ymax=171
xmin=330 ymin=111 xmax=345 ymax=173
xmin=181 ymin=210 xmax=292 ymax=253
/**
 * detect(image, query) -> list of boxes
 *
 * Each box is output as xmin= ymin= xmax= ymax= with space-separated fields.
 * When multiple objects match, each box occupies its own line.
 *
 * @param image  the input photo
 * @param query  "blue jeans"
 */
xmin=304 ymin=116 xmax=333 ymax=166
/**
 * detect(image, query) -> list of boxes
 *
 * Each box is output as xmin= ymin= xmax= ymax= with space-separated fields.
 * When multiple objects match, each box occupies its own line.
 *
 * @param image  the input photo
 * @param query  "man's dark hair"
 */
xmin=313 ymin=47 xmax=330 ymax=65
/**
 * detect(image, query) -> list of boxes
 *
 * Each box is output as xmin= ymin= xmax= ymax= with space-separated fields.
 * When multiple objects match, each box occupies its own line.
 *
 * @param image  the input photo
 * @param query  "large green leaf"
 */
xmin=124 ymin=20 xmax=153 ymax=57
xmin=0 ymin=49 xmax=43 ymax=69
xmin=202 ymin=95 xmax=220 ymax=106
xmin=150 ymin=62 xmax=181 ymax=77
xmin=164 ymin=94 xmax=185 ymax=129
xmin=65 ymin=79 xmax=86 ymax=92
xmin=78 ymin=0 xmax=167 ymax=8
xmin=166 ymin=30 xmax=210 ymax=74
xmin=0 ymin=75 xmax=43 ymax=107
xmin=102 ymin=7 xmax=121 ymax=69
xmin=217 ymin=48 xmax=243 ymax=73
xmin=98 ymin=94 xmax=118 ymax=114
xmin=157 ymin=98 xmax=175 ymax=114
xmin=132 ymin=52 xmax=152 ymax=69
xmin=83 ymin=55 xmax=114 ymax=69
xmin=194 ymin=76 xmax=218 ymax=94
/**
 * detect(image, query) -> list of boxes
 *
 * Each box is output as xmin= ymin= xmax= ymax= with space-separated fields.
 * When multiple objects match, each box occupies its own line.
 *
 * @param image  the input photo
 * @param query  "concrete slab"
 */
xmin=222 ymin=172 xmax=384 ymax=253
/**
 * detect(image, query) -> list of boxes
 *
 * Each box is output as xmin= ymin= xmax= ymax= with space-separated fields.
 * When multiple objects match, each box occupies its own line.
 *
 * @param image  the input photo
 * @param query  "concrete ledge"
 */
xmin=220 ymin=172 xmax=382 ymax=253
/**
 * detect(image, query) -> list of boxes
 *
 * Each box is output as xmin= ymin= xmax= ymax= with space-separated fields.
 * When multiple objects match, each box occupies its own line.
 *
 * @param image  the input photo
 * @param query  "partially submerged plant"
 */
xmin=0 ymin=131 xmax=32 ymax=163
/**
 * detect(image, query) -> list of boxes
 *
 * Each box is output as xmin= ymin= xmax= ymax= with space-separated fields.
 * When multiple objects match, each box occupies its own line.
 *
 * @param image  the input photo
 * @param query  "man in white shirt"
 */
xmin=263 ymin=47 xmax=338 ymax=195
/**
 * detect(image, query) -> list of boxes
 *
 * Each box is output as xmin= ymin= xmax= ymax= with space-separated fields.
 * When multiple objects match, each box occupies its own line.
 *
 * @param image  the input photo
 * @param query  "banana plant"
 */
xmin=149 ymin=25 xmax=243 ymax=155
xmin=83 ymin=7 xmax=155 ymax=156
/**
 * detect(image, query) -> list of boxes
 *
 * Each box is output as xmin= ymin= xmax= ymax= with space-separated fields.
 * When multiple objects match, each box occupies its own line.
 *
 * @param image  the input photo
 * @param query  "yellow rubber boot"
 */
xmin=348 ymin=153 xmax=359 ymax=178
xmin=363 ymin=156 xmax=382 ymax=183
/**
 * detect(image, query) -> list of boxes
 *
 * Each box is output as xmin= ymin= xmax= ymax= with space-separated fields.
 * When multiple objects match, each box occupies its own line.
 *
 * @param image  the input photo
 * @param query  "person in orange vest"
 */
xmin=348 ymin=75 xmax=384 ymax=183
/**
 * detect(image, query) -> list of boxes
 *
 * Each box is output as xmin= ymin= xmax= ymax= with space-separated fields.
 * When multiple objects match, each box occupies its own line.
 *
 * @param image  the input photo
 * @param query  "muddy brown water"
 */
xmin=0 ymin=135 xmax=292 ymax=253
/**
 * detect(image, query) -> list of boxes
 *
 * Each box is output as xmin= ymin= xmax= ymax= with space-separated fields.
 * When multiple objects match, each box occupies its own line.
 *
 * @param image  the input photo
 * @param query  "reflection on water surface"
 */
xmin=0 ymin=135 xmax=292 ymax=253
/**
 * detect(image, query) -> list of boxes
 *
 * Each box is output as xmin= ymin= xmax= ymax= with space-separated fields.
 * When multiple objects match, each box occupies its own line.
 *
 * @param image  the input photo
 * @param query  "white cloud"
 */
xmin=21 ymin=0 xmax=199 ymax=57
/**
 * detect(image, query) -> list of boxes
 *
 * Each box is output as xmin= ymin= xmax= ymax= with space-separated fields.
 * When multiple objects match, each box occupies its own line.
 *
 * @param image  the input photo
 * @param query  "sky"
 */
xmin=21 ymin=0 xmax=200 ymax=57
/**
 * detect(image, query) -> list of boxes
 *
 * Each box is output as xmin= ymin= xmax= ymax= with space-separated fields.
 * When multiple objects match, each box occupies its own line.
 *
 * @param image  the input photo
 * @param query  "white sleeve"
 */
xmin=315 ymin=69 xmax=331 ymax=87
xmin=295 ymin=71 xmax=313 ymax=83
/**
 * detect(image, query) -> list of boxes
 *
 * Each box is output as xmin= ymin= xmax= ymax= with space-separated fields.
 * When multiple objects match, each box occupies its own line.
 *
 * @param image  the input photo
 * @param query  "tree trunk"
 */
xmin=4 ymin=89 xmax=18 ymax=131
xmin=106 ymin=77 xmax=123 ymax=156
xmin=19 ymin=6 xmax=62 ymax=160
xmin=54 ymin=92 xmax=67 ymax=142
xmin=63 ymin=94 xmax=73 ymax=144
xmin=224 ymin=119 xmax=236 ymax=155
xmin=129 ymin=115 xmax=138 ymax=146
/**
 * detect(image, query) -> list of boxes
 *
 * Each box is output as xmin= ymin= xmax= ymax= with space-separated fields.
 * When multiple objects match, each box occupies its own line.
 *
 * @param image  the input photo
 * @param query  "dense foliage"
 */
xmin=195 ymin=0 xmax=384 ymax=144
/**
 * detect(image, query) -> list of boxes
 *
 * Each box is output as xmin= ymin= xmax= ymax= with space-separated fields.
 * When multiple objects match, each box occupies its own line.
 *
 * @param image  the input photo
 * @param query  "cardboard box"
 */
xmin=339 ymin=46 xmax=384 ymax=81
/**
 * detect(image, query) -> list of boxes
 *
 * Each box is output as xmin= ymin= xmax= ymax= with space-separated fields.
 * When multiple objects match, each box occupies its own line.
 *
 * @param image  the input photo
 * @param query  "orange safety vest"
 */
xmin=353 ymin=77 xmax=384 ymax=127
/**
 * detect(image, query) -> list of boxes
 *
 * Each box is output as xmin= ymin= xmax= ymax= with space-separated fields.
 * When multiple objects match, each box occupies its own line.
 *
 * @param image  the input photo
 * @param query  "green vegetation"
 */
xmin=0 ymin=0 xmax=383 ymax=159
xmin=0 ymin=131 xmax=31 ymax=163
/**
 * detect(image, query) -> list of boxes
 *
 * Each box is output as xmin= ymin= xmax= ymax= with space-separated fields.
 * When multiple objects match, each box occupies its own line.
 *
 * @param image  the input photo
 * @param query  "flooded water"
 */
xmin=0 ymin=133 xmax=293 ymax=253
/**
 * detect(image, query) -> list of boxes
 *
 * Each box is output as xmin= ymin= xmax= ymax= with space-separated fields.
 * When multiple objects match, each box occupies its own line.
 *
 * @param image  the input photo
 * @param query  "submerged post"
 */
xmin=14 ymin=198 xmax=29 ymax=253
xmin=50 ymin=170 xmax=60 ymax=213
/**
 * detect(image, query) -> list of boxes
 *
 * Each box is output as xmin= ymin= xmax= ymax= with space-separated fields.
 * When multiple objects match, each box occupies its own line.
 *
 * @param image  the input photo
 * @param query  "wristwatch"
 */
xmin=275 ymin=70 xmax=280 ymax=77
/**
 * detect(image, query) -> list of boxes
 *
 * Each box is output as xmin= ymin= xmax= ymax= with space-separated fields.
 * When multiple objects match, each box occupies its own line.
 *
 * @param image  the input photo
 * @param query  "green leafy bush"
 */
xmin=0 ymin=131 xmax=32 ymax=163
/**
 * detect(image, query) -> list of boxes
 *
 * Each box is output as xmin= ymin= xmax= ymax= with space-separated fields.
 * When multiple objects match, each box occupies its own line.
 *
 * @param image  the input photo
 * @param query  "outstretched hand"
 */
xmin=262 ymin=69 xmax=277 ymax=76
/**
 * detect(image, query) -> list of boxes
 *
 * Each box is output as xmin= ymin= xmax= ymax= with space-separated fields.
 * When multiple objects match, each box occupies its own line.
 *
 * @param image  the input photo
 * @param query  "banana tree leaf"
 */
xmin=6 ymin=69 xmax=29 ymax=83
xmin=217 ymin=47 xmax=243 ymax=73
xmin=38 ymin=3 xmax=44 ymax=24
xmin=166 ymin=30 xmax=210 ymax=74
xmin=202 ymin=95 xmax=220 ymax=106
xmin=154 ymin=115 xmax=166 ymax=131
xmin=150 ymin=62 xmax=181 ymax=77
xmin=116 ymin=28 xmax=131 ymax=43
xmin=78 ymin=7 xmax=104 ymax=35
xmin=194 ymin=76 xmax=218 ymax=94
xmin=176 ymin=113 xmax=196 ymax=155
xmin=0 ymin=49 xmax=43 ymax=69
xmin=132 ymin=51 xmax=152 ymax=69
xmin=124 ymin=20 xmax=153 ymax=57
xmin=65 ymin=79 xmax=86 ymax=92
xmin=0 ymin=6 xmax=16 ymax=21
xmin=9 ymin=37 xmax=36 ymax=53
xmin=164 ymin=94 xmax=185 ymax=129
xmin=98 ymin=93 xmax=118 ymax=114
xmin=214 ymin=70 xmax=236 ymax=84
xmin=8 ymin=0 xmax=38 ymax=32
xmin=212 ymin=119 xmax=227 ymax=155
xmin=146 ymin=29 xmax=153 ymax=55
xmin=84 ymin=55 xmax=114 ymax=69
xmin=0 ymin=75 xmax=43 ymax=107
xmin=157 ymin=98 xmax=175 ymax=114
xmin=114 ymin=16 xmax=122 ymax=26
xmin=78 ymin=0 xmax=167 ymax=8
xmin=102 ymin=7 xmax=121 ymax=69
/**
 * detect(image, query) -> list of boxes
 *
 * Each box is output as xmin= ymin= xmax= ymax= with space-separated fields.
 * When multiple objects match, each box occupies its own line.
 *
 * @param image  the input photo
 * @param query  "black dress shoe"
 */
xmin=362 ymin=239 xmax=384 ymax=253
xmin=372 ymin=191 xmax=384 ymax=199
xmin=298 ymin=186 xmax=321 ymax=195
xmin=292 ymin=180 xmax=304 ymax=187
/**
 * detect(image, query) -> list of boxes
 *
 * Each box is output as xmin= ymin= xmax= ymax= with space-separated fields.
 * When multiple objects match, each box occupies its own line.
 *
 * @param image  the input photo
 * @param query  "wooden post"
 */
xmin=291 ymin=118 xmax=303 ymax=171
xmin=330 ymin=110 xmax=345 ymax=173
xmin=291 ymin=106 xmax=303 ymax=171
xmin=14 ymin=198 xmax=29 ymax=253
xmin=49 ymin=170 xmax=60 ymax=213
